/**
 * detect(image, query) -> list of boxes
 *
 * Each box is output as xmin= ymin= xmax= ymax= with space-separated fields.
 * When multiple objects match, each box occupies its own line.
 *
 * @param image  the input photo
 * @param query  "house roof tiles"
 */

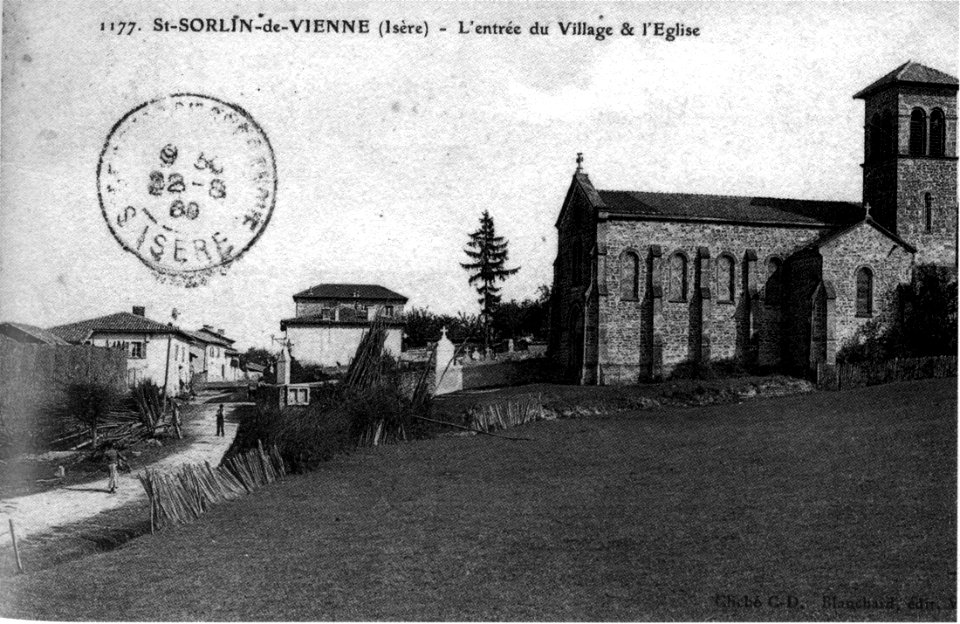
xmin=48 ymin=312 xmax=192 ymax=344
xmin=181 ymin=329 xmax=234 ymax=348
xmin=293 ymin=283 xmax=408 ymax=302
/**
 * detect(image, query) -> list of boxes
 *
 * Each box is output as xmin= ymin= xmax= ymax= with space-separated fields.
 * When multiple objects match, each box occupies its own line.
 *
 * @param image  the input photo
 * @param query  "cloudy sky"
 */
xmin=1 ymin=1 xmax=957 ymax=349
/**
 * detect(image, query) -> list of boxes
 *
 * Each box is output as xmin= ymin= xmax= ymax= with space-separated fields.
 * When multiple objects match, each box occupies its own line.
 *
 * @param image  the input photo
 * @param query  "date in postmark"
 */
xmin=97 ymin=93 xmax=277 ymax=286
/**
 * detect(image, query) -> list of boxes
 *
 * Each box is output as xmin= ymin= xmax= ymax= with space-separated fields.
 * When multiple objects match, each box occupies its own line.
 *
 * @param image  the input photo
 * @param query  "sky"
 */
xmin=1 ymin=1 xmax=957 ymax=350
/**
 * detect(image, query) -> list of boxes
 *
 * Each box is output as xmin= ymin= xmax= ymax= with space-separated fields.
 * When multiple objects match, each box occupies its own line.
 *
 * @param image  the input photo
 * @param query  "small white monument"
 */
xmin=434 ymin=327 xmax=462 ymax=395
xmin=277 ymin=343 xmax=291 ymax=386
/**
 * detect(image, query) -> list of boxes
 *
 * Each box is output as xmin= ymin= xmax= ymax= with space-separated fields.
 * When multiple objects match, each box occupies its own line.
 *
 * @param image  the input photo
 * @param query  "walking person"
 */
xmin=216 ymin=404 xmax=225 ymax=437
xmin=104 ymin=442 xmax=126 ymax=494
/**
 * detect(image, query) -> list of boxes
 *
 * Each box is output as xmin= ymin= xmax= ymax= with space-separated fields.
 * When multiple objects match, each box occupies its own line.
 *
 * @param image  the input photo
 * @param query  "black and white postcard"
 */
xmin=0 ymin=1 xmax=956 ymax=620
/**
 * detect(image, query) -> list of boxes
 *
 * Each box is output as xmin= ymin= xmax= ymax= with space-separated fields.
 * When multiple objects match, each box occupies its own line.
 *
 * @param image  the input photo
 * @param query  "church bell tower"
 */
xmin=855 ymin=61 xmax=958 ymax=267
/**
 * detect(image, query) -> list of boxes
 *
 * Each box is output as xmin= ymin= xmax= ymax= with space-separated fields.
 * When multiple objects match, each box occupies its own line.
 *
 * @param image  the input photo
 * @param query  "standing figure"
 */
xmin=104 ymin=442 xmax=126 ymax=494
xmin=171 ymin=399 xmax=183 ymax=440
xmin=216 ymin=404 xmax=225 ymax=437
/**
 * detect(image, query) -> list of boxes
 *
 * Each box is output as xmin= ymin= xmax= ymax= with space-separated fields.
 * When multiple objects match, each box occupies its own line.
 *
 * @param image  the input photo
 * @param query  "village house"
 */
xmin=184 ymin=325 xmax=241 ymax=383
xmin=280 ymin=283 xmax=407 ymax=367
xmin=49 ymin=307 xmax=194 ymax=394
xmin=241 ymin=361 xmax=266 ymax=382
xmin=550 ymin=61 xmax=957 ymax=384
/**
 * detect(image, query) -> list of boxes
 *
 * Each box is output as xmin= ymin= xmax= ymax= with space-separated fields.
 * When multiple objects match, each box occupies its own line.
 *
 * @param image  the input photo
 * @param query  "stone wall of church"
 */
xmin=819 ymin=224 xmax=914 ymax=352
xmin=597 ymin=220 xmax=827 ymax=381
xmin=783 ymin=252 xmax=821 ymax=372
xmin=896 ymin=158 xmax=958 ymax=267
xmin=896 ymin=86 xmax=957 ymax=158
xmin=550 ymin=187 xmax=596 ymax=382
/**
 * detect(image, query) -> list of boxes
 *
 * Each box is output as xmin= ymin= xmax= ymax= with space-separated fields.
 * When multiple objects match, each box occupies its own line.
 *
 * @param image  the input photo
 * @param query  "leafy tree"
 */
xmin=63 ymin=381 xmax=123 ymax=447
xmin=461 ymin=210 xmax=520 ymax=348
xmin=491 ymin=285 xmax=552 ymax=342
xmin=242 ymin=347 xmax=274 ymax=368
xmin=401 ymin=308 xmax=481 ymax=349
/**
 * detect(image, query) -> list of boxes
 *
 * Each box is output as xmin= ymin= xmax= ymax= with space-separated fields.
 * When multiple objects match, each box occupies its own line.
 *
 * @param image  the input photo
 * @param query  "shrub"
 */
xmin=839 ymin=265 xmax=957 ymax=364
xmin=712 ymin=358 xmax=750 ymax=378
xmin=62 ymin=381 xmax=124 ymax=447
xmin=228 ymin=320 xmax=433 ymax=473
xmin=289 ymin=357 xmax=333 ymax=383
xmin=668 ymin=360 xmax=718 ymax=381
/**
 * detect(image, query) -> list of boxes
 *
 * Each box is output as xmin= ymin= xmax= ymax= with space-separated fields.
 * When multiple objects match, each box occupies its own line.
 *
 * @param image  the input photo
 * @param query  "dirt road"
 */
xmin=0 ymin=401 xmax=240 ymax=542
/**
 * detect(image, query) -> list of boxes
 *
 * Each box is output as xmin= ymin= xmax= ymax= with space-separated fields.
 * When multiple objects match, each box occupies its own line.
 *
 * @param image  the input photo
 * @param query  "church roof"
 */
xmin=293 ymin=283 xmax=408 ymax=302
xmin=594 ymin=189 xmax=863 ymax=227
xmin=853 ymin=61 xmax=959 ymax=99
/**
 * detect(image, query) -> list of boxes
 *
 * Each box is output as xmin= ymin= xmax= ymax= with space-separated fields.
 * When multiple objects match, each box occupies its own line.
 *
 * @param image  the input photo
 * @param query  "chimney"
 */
xmin=202 ymin=324 xmax=215 ymax=332
xmin=132 ymin=306 xmax=146 ymax=317
xmin=218 ymin=328 xmax=225 ymax=335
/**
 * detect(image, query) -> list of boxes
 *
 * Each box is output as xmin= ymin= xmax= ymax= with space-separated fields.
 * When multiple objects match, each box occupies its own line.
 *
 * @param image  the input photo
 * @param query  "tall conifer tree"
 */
xmin=461 ymin=210 xmax=520 ymax=348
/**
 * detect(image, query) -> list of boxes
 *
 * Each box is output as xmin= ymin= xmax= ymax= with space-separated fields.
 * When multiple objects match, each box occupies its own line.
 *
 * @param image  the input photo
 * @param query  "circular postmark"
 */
xmin=97 ymin=94 xmax=276 ymax=285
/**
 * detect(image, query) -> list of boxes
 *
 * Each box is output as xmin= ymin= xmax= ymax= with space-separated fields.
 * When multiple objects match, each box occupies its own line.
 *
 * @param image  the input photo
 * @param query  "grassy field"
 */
xmin=0 ymin=378 xmax=955 ymax=621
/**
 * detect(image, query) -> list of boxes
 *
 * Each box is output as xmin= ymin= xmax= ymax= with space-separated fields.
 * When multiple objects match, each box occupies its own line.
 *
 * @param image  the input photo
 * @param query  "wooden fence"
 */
xmin=466 ymin=399 xmax=547 ymax=433
xmin=818 ymin=355 xmax=957 ymax=391
xmin=0 ymin=337 xmax=127 ymax=440
xmin=138 ymin=442 xmax=285 ymax=531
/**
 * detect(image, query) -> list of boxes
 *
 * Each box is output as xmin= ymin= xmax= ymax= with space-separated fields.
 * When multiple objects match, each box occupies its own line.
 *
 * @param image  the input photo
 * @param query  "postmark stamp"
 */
xmin=97 ymin=93 xmax=277 ymax=286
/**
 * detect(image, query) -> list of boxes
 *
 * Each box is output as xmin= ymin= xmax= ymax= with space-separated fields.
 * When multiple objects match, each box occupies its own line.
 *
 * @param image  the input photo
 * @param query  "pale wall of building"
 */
xmin=286 ymin=325 xmax=403 ymax=367
xmin=90 ymin=332 xmax=191 ymax=395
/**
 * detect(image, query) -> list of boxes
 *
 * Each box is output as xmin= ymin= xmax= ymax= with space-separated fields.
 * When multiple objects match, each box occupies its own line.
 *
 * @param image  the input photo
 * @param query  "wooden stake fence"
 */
xmin=466 ymin=397 xmax=545 ymax=433
xmin=139 ymin=442 xmax=285 ymax=531
xmin=8 ymin=519 xmax=23 ymax=574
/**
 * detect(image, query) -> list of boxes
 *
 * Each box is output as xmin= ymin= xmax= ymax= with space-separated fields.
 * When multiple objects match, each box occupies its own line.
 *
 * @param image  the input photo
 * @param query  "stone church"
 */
xmin=549 ymin=61 xmax=957 ymax=384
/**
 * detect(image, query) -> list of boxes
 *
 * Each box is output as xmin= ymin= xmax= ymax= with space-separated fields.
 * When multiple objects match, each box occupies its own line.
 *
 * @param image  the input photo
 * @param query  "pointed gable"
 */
xmin=555 ymin=172 xmax=605 ymax=228
xmin=813 ymin=218 xmax=916 ymax=254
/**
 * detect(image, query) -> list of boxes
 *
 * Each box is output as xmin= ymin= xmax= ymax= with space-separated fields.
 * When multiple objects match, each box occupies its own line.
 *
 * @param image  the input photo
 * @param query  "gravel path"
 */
xmin=0 ymin=401 xmax=240 ymax=542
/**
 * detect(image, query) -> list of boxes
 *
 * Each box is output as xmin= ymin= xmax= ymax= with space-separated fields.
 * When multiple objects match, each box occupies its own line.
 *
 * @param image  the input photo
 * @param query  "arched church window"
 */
xmin=717 ymin=254 xmax=735 ymax=303
xmin=881 ymin=111 xmax=894 ymax=157
xmin=855 ymin=267 xmax=873 ymax=317
xmin=924 ymin=193 xmax=934 ymax=233
xmin=571 ymin=241 xmax=582 ymax=284
xmin=765 ymin=257 xmax=782 ymax=306
xmin=869 ymin=113 xmax=883 ymax=161
xmin=620 ymin=251 xmax=639 ymax=300
xmin=929 ymin=108 xmax=946 ymax=157
xmin=909 ymin=108 xmax=927 ymax=156
xmin=669 ymin=252 xmax=688 ymax=302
